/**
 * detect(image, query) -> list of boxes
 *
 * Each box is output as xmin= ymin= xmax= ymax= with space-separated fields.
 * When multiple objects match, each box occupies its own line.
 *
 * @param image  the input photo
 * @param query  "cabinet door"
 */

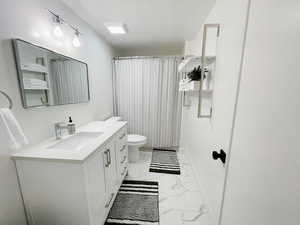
xmin=102 ymin=141 xmax=117 ymax=210
xmin=83 ymin=149 xmax=107 ymax=225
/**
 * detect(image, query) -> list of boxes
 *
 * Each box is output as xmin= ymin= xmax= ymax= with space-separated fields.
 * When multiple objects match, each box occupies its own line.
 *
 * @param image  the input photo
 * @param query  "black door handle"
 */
xmin=212 ymin=149 xmax=226 ymax=164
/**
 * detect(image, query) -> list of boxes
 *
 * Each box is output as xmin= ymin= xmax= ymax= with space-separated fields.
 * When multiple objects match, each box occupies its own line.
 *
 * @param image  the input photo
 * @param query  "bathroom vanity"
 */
xmin=12 ymin=121 xmax=128 ymax=225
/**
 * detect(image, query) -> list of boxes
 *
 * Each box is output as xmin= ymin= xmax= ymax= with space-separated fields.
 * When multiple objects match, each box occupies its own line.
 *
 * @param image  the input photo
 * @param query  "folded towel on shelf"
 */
xmin=23 ymin=78 xmax=48 ymax=89
xmin=0 ymin=108 xmax=29 ymax=151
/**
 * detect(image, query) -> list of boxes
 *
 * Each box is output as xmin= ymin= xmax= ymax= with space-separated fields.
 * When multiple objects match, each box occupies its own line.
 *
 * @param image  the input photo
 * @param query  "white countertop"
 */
xmin=12 ymin=121 xmax=127 ymax=162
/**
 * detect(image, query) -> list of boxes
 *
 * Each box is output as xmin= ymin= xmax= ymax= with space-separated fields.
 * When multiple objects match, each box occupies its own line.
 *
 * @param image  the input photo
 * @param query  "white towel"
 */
xmin=0 ymin=108 xmax=29 ymax=151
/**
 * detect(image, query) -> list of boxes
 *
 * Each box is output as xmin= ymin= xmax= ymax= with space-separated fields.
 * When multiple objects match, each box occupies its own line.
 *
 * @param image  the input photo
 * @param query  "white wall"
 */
xmin=221 ymin=0 xmax=300 ymax=224
xmin=117 ymin=43 xmax=185 ymax=57
xmin=180 ymin=0 xmax=250 ymax=224
xmin=0 ymin=0 xmax=115 ymax=224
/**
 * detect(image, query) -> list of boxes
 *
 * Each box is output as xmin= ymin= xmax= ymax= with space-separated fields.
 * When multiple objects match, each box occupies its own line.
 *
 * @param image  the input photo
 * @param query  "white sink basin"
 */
xmin=48 ymin=132 xmax=103 ymax=151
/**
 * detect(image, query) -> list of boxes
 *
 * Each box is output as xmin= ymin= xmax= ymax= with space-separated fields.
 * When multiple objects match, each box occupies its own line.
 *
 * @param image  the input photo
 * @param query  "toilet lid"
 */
xmin=127 ymin=134 xmax=147 ymax=144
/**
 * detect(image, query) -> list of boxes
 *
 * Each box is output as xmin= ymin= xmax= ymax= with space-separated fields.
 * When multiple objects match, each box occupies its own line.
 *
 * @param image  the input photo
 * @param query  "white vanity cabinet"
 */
xmin=13 ymin=122 xmax=128 ymax=225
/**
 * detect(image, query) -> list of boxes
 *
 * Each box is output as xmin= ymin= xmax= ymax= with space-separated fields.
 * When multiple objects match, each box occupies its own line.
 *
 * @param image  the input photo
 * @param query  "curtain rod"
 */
xmin=113 ymin=55 xmax=182 ymax=60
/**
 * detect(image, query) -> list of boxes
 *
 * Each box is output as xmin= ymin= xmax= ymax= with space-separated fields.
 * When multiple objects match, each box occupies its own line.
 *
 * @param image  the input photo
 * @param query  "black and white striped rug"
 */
xmin=149 ymin=148 xmax=181 ymax=175
xmin=105 ymin=180 xmax=159 ymax=225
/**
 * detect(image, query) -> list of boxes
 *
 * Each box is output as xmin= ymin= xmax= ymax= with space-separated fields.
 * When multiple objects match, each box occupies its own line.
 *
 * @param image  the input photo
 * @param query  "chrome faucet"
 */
xmin=54 ymin=122 xmax=76 ymax=139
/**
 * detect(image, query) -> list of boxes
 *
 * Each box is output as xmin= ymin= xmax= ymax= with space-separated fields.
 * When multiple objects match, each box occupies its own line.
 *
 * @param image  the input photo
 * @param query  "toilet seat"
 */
xmin=127 ymin=134 xmax=147 ymax=146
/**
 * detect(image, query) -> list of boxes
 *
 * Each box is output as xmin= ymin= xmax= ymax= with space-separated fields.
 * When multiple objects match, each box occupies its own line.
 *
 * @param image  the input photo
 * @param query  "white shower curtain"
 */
xmin=50 ymin=60 xmax=89 ymax=105
xmin=113 ymin=57 xmax=182 ymax=148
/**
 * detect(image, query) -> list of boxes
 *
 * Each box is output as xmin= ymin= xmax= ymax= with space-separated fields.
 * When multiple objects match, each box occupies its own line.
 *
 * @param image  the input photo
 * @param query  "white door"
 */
xmin=188 ymin=2 xmax=250 ymax=224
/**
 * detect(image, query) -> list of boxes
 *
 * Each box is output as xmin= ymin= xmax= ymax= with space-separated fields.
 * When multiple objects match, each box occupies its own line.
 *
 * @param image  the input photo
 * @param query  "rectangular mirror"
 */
xmin=198 ymin=24 xmax=220 ymax=118
xmin=12 ymin=39 xmax=90 ymax=108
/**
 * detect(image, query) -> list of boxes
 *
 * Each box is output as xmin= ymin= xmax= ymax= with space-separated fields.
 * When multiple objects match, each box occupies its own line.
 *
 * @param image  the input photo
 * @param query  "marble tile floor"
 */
xmin=126 ymin=150 xmax=212 ymax=225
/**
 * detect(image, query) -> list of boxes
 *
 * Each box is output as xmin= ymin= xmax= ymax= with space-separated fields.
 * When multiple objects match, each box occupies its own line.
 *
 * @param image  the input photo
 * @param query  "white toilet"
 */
xmin=127 ymin=134 xmax=147 ymax=162
xmin=105 ymin=117 xmax=147 ymax=162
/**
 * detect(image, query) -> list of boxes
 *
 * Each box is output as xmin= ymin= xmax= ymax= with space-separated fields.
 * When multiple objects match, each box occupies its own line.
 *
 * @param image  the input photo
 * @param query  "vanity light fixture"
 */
xmin=47 ymin=9 xmax=83 ymax=47
xmin=104 ymin=23 xmax=127 ymax=34
xmin=72 ymin=29 xmax=81 ymax=47
xmin=49 ymin=10 xmax=64 ymax=38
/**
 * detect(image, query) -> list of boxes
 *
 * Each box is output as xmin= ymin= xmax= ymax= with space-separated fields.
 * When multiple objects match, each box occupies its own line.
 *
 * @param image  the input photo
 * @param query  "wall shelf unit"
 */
xmin=21 ymin=63 xmax=50 ymax=107
xmin=179 ymin=24 xmax=220 ymax=116
xmin=179 ymin=55 xmax=216 ymax=108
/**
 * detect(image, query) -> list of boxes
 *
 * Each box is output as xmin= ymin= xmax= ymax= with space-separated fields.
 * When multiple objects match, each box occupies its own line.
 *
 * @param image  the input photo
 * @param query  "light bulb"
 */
xmin=53 ymin=25 xmax=63 ymax=37
xmin=72 ymin=31 xmax=81 ymax=47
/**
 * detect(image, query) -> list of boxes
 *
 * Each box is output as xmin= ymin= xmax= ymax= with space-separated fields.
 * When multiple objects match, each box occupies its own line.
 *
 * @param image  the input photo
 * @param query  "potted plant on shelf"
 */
xmin=187 ymin=66 xmax=207 ymax=81
xmin=179 ymin=66 xmax=210 ymax=92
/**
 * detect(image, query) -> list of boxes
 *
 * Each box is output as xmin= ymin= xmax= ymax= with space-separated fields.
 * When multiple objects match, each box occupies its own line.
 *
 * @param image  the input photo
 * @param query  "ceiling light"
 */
xmin=104 ymin=23 xmax=127 ymax=34
xmin=72 ymin=29 xmax=81 ymax=47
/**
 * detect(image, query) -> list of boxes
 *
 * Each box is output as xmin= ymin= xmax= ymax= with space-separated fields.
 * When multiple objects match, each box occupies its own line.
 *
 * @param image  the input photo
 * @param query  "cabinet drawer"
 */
xmin=120 ymin=151 xmax=128 ymax=165
xmin=119 ymin=146 xmax=128 ymax=178
xmin=120 ymin=163 xmax=128 ymax=178
xmin=115 ymin=125 xmax=128 ymax=183
xmin=117 ymin=127 xmax=128 ymax=161
xmin=119 ymin=143 xmax=127 ymax=153
xmin=117 ymin=127 xmax=127 ymax=143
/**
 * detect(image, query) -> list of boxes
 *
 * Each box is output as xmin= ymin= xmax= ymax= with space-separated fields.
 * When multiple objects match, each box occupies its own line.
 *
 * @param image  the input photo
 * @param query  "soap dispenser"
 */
xmin=67 ymin=116 xmax=76 ymax=135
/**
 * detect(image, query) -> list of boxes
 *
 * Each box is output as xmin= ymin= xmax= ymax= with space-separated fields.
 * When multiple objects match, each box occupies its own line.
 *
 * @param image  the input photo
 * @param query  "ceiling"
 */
xmin=61 ymin=0 xmax=215 ymax=54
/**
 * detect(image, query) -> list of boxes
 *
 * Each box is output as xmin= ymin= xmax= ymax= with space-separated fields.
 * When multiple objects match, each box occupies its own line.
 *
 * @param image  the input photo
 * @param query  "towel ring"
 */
xmin=0 ymin=90 xmax=13 ymax=109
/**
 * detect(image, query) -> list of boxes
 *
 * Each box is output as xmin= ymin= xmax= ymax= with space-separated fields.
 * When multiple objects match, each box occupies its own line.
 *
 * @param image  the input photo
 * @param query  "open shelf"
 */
xmin=179 ymin=80 xmax=214 ymax=92
xmin=21 ymin=63 xmax=48 ymax=73
xmin=23 ymin=77 xmax=49 ymax=90
xmin=24 ymin=88 xmax=49 ymax=90
xmin=179 ymin=80 xmax=200 ymax=92
xmin=178 ymin=55 xmax=216 ymax=73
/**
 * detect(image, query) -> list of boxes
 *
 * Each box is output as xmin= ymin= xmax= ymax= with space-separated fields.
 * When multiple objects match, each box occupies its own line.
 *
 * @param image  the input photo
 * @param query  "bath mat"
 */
xmin=149 ymin=148 xmax=181 ymax=175
xmin=105 ymin=180 xmax=159 ymax=225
